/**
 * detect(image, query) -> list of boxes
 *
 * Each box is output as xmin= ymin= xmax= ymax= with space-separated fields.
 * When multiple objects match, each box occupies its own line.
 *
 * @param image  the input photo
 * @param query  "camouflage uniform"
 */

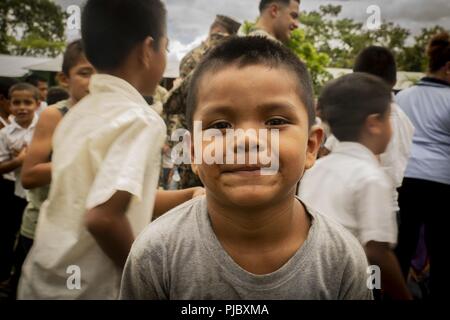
xmin=237 ymin=24 xmax=282 ymax=44
xmin=179 ymin=33 xmax=229 ymax=79
xmin=163 ymin=15 xmax=240 ymax=189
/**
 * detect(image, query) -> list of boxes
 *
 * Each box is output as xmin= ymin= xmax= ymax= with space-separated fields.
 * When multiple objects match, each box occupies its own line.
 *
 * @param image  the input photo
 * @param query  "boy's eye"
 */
xmin=266 ymin=118 xmax=289 ymax=126
xmin=79 ymin=70 xmax=92 ymax=77
xmin=208 ymin=121 xmax=232 ymax=130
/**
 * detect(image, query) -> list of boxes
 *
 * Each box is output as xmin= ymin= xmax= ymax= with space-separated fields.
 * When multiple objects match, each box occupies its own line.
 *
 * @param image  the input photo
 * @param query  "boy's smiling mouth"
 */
xmin=16 ymin=111 xmax=31 ymax=118
xmin=221 ymin=165 xmax=267 ymax=176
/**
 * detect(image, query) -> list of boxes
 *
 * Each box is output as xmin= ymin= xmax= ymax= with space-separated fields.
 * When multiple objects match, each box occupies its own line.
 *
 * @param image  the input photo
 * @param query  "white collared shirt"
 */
xmin=19 ymin=74 xmax=166 ymax=299
xmin=36 ymin=101 xmax=47 ymax=116
xmin=0 ymin=114 xmax=38 ymax=197
xmin=298 ymin=142 xmax=398 ymax=247
xmin=324 ymin=102 xmax=415 ymax=211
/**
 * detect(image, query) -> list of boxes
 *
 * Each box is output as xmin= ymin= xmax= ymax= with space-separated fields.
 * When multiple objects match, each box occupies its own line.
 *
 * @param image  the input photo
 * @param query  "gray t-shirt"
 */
xmin=120 ymin=196 xmax=373 ymax=300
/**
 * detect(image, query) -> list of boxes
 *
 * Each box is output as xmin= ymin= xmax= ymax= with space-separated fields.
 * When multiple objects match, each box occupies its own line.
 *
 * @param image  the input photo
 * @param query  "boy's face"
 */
xmin=10 ymin=90 xmax=39 ymax=126
xmin=191 ymin=65 xmax=322 ymax=208
xmin=36 ymin=80 xmax=48 ymax=101
xmin=61 ymin=55 xmax=96 ymax=103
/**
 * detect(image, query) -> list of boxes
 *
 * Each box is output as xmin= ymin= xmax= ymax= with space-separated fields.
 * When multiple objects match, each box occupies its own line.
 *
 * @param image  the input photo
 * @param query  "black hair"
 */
xmin=81 ymin=0 xmax=166 ymax=71
xmin=46 ymin=86 xmax=70 ymax=105
xmin=427 ymin=32 xmax=450 ymax=73
xmin=62 ymin=39 xmax=87 ymax=77
xmin=259 ymin=0 xmax=299 ymax=13
xmin=0 ymin=77 xmax=18 ymax=99
xmin=353 ymin=46 xmax=397 ymax=87
xmin=9 ymin=83 xmax=41 ymax=101
xmin=186 ymin=36 xmax=315 ymax=131
xmin=318 ymin=73 xmax=391 ymax=142
xmin=25 ymin=74 xmax=47 ymax=87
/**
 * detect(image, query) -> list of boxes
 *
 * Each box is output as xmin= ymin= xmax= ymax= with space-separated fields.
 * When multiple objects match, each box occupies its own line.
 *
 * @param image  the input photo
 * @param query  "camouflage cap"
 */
xmin=212 ymin=15 xmax=241 ymax=35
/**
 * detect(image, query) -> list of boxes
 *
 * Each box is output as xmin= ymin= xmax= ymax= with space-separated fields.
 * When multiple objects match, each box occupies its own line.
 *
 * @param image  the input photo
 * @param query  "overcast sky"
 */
xmin=56 ymin=0 xmax=450 ymax=59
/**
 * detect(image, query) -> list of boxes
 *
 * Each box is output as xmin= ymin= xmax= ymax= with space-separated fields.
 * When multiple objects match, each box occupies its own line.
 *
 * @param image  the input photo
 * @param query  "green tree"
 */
xmin=397 ymin=26 xmax=447 ymax=72
xmin=240 ymin=21 xmax=331 ymax=94
xmin=299 ymin=4 xmax=447 ymax=72
xmin=0 ymin=0 xmax=66 ymax=57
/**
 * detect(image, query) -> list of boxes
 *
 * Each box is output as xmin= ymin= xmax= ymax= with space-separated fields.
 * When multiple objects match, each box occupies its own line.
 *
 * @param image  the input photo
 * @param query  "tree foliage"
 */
xmin=0 ymin=0 xmax=66 ymax=57
xmin=240 ymin=21 xmax=331 ymax=94
xmin=300 ymin=5 xmax=448 ymax=72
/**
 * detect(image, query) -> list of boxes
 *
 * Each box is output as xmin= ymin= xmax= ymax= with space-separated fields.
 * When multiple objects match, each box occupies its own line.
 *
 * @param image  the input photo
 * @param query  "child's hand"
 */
xmin=191 ymin=187 xmax=205 ymax=199
xmin=13 ymin=147 xmax=27 ymax=162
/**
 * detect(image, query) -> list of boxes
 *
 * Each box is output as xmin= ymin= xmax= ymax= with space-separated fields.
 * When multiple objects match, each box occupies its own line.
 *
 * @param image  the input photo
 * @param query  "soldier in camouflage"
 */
xmin=163 ymin=15 xmax=240 ymax=189
xmin=237 ymin=0 xmax=300 ymax=44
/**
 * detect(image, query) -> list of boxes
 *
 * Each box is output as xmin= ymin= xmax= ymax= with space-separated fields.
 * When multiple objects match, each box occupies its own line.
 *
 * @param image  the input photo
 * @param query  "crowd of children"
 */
xmin=0 ymin=0 xmax=448 ymax=301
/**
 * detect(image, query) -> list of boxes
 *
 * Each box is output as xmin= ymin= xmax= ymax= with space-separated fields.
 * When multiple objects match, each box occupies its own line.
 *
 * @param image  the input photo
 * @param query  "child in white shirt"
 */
xmin=299 ymin=73 xmax=412 ymax=300
xmin=0 ymin=83 xmax=39 ymax=283
xmin=18 ymin=0 xmax=199 ymax=300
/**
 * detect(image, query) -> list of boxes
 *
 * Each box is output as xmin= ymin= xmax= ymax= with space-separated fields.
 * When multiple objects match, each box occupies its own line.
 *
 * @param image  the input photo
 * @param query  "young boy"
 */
xmin=25 ymin=75 xmax=48 ymax=115
xmin=0 ymin=83 xmax=39 ymax=285
xmin=120 ymin=37 xmax=372 ymax=300
xmin=7 ymin=40 xmax=95 ymax=299
xmin=298 ymin=73 xmax=412 ymax=300
xmin=323 ymin=46 xmax=415 ymax=214
xmin=19 ymin=0 xmax=199 ymax=300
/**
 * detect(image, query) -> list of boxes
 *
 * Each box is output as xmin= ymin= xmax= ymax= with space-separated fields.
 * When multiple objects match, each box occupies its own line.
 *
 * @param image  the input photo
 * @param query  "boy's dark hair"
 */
xmin=259 ymin=0 xmax=299 ymax=13
xmin=318 ymin=73 xmax=391 ymax=142
xmin=353 ymin=46 xmax=397 ymax=87
xmin=62 ymin=40 xmax=86 ymax=77
xmin=427 ymin=32 xmax=450 ymax=73
xmin=9 ymin=83 xmax=40 ymax=101
xmin=81 ymin=0 xmax=166 ymax=72
xmin=25 ymin=74 xmax=47 ymax=87
xmin=0 ymin=77 xmax=18 ymax=99
xmin=186 ymin=36 xmax=315 ymax=131
xmin=47 ymin=86 xmax=70 ymax=105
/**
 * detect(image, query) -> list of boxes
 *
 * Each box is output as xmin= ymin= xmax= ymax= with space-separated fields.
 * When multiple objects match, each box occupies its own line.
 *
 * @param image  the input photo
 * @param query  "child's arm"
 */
xmin=84 ymin=190 xmax=134 ymax=269
xmin=21 ymin=108 xmax=62 ymax=189
xmin=153 ymin=187 xmax=205 ymax=219
xmin=0 ymin=147 xmax=26 ymax=175
xmin=365 ymin=241 xmax=413 ymax=300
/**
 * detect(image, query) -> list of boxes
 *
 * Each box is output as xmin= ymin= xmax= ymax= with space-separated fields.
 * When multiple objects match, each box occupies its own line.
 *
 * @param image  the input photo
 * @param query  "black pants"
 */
xmin=10 ymin=235 xmax=33 ymax=299
xmin=0 ymin=178 xmax=27 ymax=282
xmin=396 ymin=177 xmax=450 ymax=300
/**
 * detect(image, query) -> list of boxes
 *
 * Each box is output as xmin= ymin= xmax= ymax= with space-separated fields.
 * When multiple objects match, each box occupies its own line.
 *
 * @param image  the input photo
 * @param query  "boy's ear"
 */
xmin=141 ymin=36 xmax=156 ymax=69
xmin=56 ymin=72 xmax=69 ymax=89
xmin=365 ymin=114 xmax=383 ymax=136
xmin=304 ymin=124 xmax=324 ymax=170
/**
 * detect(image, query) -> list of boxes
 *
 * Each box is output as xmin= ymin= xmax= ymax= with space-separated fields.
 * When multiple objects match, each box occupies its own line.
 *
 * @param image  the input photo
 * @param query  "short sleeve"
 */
xmin=85 ymin=117 xmax=164 ymax=210
xmin=119 ymin=231 xmax=168 ymax=300
xmin=0 ymin=129 xmax=10 ymax=162
xmin=355 ymin=176 xmax=398 ymax=247
xmin=339 ymin=243 xmax=374 ymax=300
xmin=324 ymin=134 xmax=339 ymax=152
